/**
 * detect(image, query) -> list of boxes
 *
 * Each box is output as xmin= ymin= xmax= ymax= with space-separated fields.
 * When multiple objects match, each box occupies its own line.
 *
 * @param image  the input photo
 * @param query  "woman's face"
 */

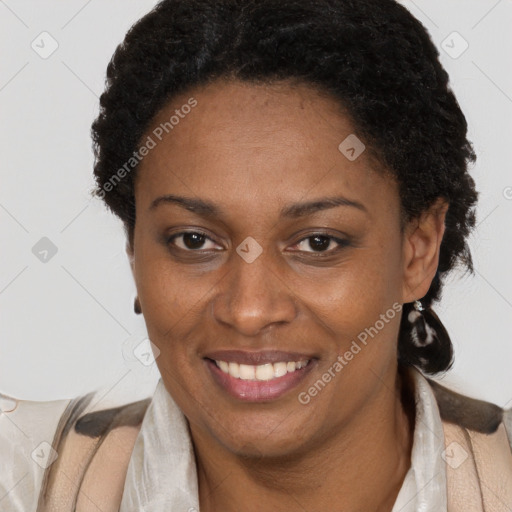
xmin=130 ymin=79 xmax=441 ymax=458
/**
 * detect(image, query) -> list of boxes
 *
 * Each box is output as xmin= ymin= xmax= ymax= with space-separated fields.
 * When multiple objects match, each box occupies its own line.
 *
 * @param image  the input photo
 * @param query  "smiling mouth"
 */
xmin=204 ymin=353 xmax=315 ymax=402
xmin=213 ymin=359 xmax=310 ymax=381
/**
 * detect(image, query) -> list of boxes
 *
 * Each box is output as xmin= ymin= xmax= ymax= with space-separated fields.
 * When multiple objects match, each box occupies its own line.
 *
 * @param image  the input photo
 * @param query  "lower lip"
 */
xmin=205 ymin=359 xmax=315 ymax=402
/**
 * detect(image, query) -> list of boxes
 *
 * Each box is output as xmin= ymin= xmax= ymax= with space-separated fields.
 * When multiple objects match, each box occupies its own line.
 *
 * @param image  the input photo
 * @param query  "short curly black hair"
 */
xmin=91 ymin=0 xmax=478 ymax=375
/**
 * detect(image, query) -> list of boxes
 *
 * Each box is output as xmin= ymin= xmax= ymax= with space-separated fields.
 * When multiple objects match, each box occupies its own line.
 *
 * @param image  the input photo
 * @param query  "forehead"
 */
xmin=134 ymin=79 xmax=397 ymax=220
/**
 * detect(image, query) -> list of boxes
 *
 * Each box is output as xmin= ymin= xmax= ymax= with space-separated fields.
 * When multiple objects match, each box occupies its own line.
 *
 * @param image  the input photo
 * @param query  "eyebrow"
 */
xmin=149 ymin=194 xmax=367 ymax=218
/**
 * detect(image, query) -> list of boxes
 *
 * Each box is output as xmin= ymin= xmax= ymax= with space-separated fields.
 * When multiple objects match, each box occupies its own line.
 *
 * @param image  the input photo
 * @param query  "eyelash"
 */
xmin=166 ymin=230 xmax=351 ymax=255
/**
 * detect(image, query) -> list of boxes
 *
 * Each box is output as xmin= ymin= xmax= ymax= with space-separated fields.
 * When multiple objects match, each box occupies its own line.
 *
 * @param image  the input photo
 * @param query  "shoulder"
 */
xmin=426 ymin=375 xmax=512 ymax=450
xmin=426 ymin=377 xmax=508 ymax=436
xmin=37 ymin=391 xmax=151 ymax=511
xmin=0 ymin=388 xmax=151 ymax=512
xmin=0 ymin=392 xmax=72 ymax=512
xmin=425 ymin=378 xmax=512 ymax=507
xmin=425 ymin=375 xmax=512 ymax=459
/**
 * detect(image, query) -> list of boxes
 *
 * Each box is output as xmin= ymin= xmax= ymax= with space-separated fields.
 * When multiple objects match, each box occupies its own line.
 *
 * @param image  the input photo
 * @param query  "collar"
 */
xmin=392 ymin=366 xmax=447 ymax=511
xmin=120 ymin=366 xmax=447 ymax=511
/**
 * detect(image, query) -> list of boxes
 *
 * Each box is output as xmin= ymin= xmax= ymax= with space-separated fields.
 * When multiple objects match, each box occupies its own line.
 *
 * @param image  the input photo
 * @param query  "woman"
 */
xmin=1 ymin=0 xmax=511 ymax=510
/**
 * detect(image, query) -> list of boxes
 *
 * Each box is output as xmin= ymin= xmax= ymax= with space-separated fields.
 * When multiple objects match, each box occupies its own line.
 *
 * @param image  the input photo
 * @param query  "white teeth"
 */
xmin=214 ymin=359 xmax=309 ymax=381
xmin=255 ymin=363 xmax=274 ymax=381
xmin=239 ymin=364 xmax=255 ymax=380
xmin=274 ymin=362 xmax=288 ymax=377
xmin=228 ymin=361 xmax=240 ymax=378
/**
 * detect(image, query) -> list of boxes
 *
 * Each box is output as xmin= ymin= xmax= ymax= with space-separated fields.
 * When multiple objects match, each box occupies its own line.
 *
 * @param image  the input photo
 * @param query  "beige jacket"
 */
xmin=1 ymin=372 xmax=512 ymax=511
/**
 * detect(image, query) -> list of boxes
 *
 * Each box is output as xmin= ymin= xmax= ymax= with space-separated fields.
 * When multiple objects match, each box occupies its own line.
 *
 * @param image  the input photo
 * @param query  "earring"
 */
xmin=408 ymin=299 xmax=435 ymax=347
xmin=398 ymin=298 xmax=454 ymax=373
xmin=408 ymin=299 xmax=424 ymax=323
xmin=413 ymin=300 xmax=424 ymax=312
xmin=134 ymin=297 xmax=142 ymax=315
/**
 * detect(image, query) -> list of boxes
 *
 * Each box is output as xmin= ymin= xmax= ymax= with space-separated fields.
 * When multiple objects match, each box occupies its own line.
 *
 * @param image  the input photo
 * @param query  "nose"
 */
xmin=212 ymin=245 xmax=297 ymax=338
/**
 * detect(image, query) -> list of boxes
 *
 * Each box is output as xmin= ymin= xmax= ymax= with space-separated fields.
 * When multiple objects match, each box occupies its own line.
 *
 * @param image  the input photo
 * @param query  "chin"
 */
xmin=202 ymin=404 xmax=324 ymax=461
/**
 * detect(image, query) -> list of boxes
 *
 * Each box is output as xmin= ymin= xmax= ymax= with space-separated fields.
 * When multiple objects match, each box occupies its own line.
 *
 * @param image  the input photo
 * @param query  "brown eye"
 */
xmin=307 ymin=235 xmax=331 ymax=251
xmin=167 ymin=231 xmax=220 ymax=251
xmin=292 ymin=234 xmax=350 ymax=254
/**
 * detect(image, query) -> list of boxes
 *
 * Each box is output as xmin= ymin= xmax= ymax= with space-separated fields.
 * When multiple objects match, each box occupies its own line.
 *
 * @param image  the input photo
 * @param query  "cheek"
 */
xmin=134 ymin=239 xmax=212 ymax=331
xmin=135 ymin=252 xmax=208 ymax=392
xmin=305 ymin=243 xmax=402 ymax=332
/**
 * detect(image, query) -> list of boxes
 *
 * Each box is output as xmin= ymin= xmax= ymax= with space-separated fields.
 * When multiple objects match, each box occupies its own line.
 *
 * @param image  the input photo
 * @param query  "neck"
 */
xmin=192 ymin=366 xmax=415 ymax=512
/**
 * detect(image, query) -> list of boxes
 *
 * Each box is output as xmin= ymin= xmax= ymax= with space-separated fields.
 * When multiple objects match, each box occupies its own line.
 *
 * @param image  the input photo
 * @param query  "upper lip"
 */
xmin=204 ymin=350 xmax=314 ymax=365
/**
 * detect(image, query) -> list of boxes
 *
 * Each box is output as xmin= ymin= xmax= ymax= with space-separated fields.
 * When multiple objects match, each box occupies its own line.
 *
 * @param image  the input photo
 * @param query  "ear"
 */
xmin=401 ymin=197 xmax=449 ymax=303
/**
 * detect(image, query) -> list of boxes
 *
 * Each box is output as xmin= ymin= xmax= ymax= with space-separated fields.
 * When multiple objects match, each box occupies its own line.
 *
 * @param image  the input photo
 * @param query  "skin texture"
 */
xmin=128 ymin=79 xmax=448 ymax=511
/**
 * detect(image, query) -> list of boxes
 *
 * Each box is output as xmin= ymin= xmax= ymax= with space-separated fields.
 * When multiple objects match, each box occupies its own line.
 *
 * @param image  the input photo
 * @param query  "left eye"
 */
xmin=292 ymin=234 xmax=348 ymax=253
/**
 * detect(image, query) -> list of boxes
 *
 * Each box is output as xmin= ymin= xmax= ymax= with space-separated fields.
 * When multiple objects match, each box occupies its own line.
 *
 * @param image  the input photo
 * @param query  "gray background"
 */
xmin=1 ymin=0 xmax=511 ymax=407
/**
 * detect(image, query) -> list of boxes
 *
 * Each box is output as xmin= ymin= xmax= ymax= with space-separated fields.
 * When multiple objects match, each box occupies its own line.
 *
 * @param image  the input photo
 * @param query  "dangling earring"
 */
xmin=398 ymin=299 xmax=454 ymax=374
xmin=134 ymin=297 xmax=142 ymax=315
xmin=408 ymin=299 xmax=434 ymax=347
